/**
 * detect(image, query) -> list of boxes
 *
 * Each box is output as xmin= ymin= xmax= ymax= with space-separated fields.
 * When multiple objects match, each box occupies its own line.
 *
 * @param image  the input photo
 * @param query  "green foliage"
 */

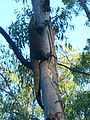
xmin=67 ymin=91 xmax=90 ymax=120
xmin=84 ymin=39 xmax=90 ymax=52
xmin=8 ymin=6 xmax=33 ymax=50
xmin=52 ymin=7 xmax=74 ymax=40
xmin=62 ymin=0 xmax=75 ymax=8
xmin=58 ymin=41 xmax=90 ymax=119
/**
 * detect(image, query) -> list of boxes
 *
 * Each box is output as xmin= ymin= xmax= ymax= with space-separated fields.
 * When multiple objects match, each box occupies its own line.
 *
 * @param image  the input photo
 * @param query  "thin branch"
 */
xmin=0 ymin=27 xmax=32 ymax=70
xmin=58 ymin=73 xmax=71 ymax=82
xmin=57 ymin=62 xmax=90 ymax=76
xmin=61 ymin=52 xmax=72 ymax=65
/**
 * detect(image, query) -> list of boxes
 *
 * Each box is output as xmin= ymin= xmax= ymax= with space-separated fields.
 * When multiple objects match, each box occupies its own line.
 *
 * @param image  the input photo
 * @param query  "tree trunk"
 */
xmin=40 ymin=27 xmax=65 ymax=120
xmin=31 ymin=0 xmax=65 ymax=119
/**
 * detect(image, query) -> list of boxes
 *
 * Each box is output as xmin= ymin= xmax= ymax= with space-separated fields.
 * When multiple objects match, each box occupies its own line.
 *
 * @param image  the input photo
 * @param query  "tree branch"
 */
xmin=57 ymin=62 xmax=90 ymax=76
xmin=79 ymin=0 xmax=90 ymax=21
xmin=0 ymin=27 xmax=32 ymax=70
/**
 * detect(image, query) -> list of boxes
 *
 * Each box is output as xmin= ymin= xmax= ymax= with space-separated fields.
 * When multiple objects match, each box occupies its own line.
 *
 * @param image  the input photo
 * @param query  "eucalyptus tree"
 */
xmin=0 ymin=0 xmax=90 ymax=119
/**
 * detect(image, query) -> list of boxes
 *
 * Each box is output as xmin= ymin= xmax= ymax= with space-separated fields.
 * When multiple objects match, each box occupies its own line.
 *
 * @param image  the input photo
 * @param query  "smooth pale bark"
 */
xmin=40 ymin=61 xmax=65 ymax=119
xmin=40 ymin=26 xmax=65 ymax=119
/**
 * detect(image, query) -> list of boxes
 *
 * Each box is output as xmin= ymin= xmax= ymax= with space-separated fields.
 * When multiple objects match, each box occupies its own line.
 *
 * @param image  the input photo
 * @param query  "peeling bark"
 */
xmin=40 ymin=26 xmax=65 ymax=119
